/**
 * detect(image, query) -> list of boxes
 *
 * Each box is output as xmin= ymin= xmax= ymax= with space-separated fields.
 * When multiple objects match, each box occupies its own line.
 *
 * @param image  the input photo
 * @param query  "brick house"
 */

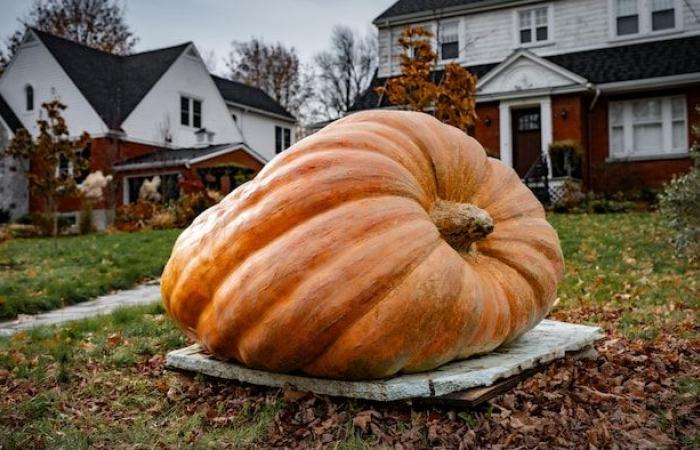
xmin=353 ymin=0 xmax=700 ymax=195
xmin=0 ymin=29 xmax=296 ymax=226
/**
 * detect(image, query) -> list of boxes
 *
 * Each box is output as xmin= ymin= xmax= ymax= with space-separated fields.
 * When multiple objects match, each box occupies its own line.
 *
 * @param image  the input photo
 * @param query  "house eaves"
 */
xmin=373 ymin=0 xmax=542 ymax=27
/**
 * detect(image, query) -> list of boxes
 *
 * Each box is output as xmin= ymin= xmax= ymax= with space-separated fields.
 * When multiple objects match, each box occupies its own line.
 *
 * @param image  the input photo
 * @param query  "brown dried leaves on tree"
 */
xmin=376 ymin=26 xmax=478 ymax=131
xmin=5 ymin=100 xmax=90 ymax=235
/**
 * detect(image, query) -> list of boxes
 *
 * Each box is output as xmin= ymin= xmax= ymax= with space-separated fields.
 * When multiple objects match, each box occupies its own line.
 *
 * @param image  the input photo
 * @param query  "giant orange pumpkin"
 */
xmin=161 ymin=110 xmax=564 ymax=380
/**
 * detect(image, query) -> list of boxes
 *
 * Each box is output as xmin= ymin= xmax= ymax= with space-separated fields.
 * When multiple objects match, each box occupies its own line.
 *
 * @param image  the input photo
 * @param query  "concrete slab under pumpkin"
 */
xmin=165 ymin=320 xmax=602 ymax=402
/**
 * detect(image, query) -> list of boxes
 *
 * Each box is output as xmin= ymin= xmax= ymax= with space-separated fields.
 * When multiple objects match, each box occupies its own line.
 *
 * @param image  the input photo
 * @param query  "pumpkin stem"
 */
xmin=430 ymin=199 xmax=494 ymax=253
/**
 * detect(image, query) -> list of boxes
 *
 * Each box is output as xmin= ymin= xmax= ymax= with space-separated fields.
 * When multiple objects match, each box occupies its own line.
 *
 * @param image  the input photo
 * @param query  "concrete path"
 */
xmin=0 ymin=280 xmax=161 ymax=337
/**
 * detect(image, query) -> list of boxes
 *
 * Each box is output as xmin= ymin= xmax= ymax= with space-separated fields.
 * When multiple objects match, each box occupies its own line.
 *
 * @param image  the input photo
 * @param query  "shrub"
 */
xmin=659 ymin=150 xmax=699 ymax=260
xmin=549 ymin=139 xmax=584 ymax=179
xmin=114 ymin=200 xmax=159 ymax=232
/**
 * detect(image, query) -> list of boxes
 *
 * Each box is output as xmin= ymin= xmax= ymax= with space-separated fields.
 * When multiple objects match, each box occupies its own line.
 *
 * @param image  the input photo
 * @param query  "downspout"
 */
xmin=586 ymin=83 xmax=601 ymax=191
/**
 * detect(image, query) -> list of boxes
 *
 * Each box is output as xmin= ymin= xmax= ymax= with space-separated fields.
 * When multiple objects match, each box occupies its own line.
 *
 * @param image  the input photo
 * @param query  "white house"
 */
xmin=0 ymin=28 xmax=296 ymax=223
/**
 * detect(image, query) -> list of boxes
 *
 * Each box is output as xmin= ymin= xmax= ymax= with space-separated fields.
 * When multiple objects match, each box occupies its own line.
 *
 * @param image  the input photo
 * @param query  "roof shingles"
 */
xmin=31 ymin=29 xmax=294 ymax=129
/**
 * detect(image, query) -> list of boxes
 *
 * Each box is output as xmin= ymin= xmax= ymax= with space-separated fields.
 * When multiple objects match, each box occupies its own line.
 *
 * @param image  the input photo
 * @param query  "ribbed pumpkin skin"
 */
xmin=161 ymin=110 xmax=564 ymax=380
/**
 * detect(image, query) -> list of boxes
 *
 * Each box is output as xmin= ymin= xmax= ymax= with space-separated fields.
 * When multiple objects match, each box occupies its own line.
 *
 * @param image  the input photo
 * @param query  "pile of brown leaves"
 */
xmin=157 ymin=328 xmax=698 ymax=449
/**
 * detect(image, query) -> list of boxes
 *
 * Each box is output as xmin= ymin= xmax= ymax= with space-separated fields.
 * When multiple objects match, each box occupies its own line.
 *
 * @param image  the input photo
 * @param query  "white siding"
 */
xmin=0 ymin=35 xmax=108 ymax=137
xmin=0 ymin=119 xmax=28 ymax=220
xmin=121 ymin=48 xmax=243 ymax=147
xmin=377 ymin=0 xmax=700 ymax=76
xmin=228 ymin=105 xmax=295 ymax=162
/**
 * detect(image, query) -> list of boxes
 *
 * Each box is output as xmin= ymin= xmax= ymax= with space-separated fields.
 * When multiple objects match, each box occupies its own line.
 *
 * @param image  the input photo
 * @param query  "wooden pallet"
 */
xmin=166 ymin=320 xmax=602 ymax=405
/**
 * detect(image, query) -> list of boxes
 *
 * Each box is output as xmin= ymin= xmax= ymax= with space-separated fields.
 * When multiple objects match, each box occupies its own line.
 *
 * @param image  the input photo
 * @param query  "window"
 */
xmin=438 ymin=22 xmax=459 ymax=60
xmin=651 ymin=0 xmax=675 ymax=30
xmin=275 ymin=126 xmax=292 ymax=154
xmin=193 ymin=99 xmax=202 ymax=128
xmin=518 ymin=6 xmax=550 ymax=45
xmin=126 ymin=174 xmax=180 ymax=204
xmin=180 ymin=96 xmax=189 ymax=126
xmin=517 ymin=112 xmax=540 ymax=131
xmin=612 ymin=0 xmax=679 ymax=37
xmin=609 ymin=95 xmax=687 ymax=159
xmin=25 ymin=85 xmax=34 ymax=111
xmin=56 ymin=154 xmax=73 ymax=178
xmin=180 ymin=96 xmax=202 ymax=127
xmin=615 ymin=0 xmax=639 ymax=35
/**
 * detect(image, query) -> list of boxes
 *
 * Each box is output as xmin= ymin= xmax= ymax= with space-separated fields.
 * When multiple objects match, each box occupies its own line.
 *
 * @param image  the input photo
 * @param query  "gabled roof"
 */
xmin=32 ymin=29 xmax=188 ymax=129
xmin=0 ymin=94 xmax=22 ymax=132
xmin=374 ymin=0 xmax=517 ymax=23
xmin=350 ymin=62 xmax=498 ymax=111
xmin=114 ymin=142 xmax=268 ymax=171
xmin=211 ymin=75 xmax=295 ymax=120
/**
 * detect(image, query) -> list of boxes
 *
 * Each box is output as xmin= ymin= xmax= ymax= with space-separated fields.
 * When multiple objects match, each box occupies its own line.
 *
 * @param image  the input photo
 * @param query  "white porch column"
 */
xmin=498 ymin=101 xmax=512 ymax=168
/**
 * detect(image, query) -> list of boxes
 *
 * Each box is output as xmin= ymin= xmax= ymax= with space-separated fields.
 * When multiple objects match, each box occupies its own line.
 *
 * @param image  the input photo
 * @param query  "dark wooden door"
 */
xmin=512 ymin=108 xmax=542 ymax=178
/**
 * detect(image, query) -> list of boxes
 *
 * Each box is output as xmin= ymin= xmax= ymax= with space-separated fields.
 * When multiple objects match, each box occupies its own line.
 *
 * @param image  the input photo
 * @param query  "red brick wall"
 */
xmin=30 ymin=138 xmax=167 ymax=214
xmin=587 ymin=85 xmax=698 ymax=193
xmin=552 ymin=94 xmax=588 ymax=183
xmin=473 ymin=102 xmax=500 ymax=158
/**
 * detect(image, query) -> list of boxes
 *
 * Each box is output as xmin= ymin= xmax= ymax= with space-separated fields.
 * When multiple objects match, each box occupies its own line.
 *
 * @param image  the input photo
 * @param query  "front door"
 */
xmin=512 ymin=108 xmax=542 ymax=178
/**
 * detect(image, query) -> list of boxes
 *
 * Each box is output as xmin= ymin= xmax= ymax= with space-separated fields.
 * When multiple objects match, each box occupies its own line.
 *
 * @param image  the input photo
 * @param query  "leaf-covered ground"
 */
xmin=1 ymin=213 xmax=698 ymax=449
xmin=0 ymin=229 xmax=180 ymax=320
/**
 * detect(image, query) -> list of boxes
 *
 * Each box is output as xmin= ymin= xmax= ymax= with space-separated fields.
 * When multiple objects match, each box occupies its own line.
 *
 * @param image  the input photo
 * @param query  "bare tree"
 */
xmin=198 ymin=46 xmax=220 ymax=74
xmin=1 ymin=0 xmax=138 ymax=71
xmin=226 ymin=38 xmax=312 ymax=119
xmin=314 ymin=26 xmax=377 ymax=120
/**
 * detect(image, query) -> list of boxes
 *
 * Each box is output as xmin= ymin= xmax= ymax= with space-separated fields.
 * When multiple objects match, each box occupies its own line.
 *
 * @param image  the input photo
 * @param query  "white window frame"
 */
xmin=180 ymin=95 xmax=203 ymax=128
xmin=608 ymin=0 xmax=683 ymax=40
xmin=275 ymin=125 xmax=292 ymax=154
xmin=437 ymin=20 xmax=460 ymax=61
xmin=608 ymin=95 xmax=688 ymax=161
xmin=513 ymin=4 xmax=554 ymax=48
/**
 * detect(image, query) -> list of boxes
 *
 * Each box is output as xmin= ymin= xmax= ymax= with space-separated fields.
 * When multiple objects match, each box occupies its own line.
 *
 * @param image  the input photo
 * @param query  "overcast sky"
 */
xmin=0 ymin=0 xmax=396 ymax=73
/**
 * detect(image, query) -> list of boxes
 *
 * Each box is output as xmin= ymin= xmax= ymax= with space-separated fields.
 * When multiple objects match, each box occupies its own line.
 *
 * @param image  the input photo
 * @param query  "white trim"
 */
xmin=607 ymin=94 xmax=688 ymax=159
xmin=224 ymin=100 xmax=296 ymax=123
xmin=606 ymin=151 xmax=690 ymax=162
xmin=189 ymin=143 xmax=267 ymax=165
xmin=598 ymin=72 xmax=700 ymax=92
xmin=499 ymin=96 xmax=553 ymax=176
xmin=477 ymin=84 xmax=590 ymax=102
xmin=477 ymin=49 xmax=589 ymax=90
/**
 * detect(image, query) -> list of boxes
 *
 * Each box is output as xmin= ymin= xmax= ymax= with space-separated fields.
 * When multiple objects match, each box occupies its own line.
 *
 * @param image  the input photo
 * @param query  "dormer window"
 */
xmin=438 ymin=22 xmax=459 ymax=60
xmin=180 ymin=95 xmax=202 ymax=128
xmin=651 ymin=0 xmax=675 ymax=30
xmin=517 ymin=6 xmax=551 ymax=46
xmin=25 ymin=85 xmax=34 ymax=111
xmin=612 ymin=0 xmax=679 ymax=38
xmin=615 ymin=0 xmax=640 ymax=35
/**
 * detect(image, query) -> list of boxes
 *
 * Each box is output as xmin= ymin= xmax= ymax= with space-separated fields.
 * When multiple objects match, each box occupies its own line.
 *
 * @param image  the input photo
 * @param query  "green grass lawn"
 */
xmin=0 ymin=213 xmax=698 ymax=449
xmin=0 ymin=229 xmax=181 ymax=320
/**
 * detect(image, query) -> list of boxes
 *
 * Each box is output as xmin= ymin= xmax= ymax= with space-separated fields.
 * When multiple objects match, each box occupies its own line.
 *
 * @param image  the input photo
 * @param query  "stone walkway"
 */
xmin=0 ymin=280 xmax=161 ymax=337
